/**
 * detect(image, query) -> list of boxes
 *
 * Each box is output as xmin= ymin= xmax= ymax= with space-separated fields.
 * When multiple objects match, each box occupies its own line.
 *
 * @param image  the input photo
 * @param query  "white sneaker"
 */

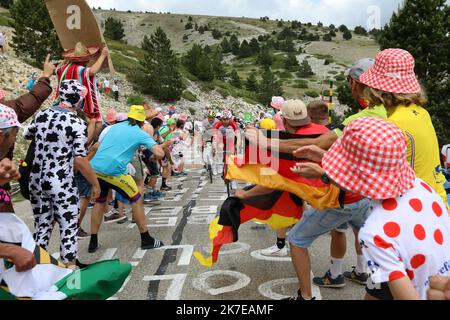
xmin=260 ymin=245 xmax=288 ymax=257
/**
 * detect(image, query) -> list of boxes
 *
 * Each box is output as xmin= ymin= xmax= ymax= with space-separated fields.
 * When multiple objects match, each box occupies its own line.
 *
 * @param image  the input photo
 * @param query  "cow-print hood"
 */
xmin=59 ymin=80 xmax=88 ymax=108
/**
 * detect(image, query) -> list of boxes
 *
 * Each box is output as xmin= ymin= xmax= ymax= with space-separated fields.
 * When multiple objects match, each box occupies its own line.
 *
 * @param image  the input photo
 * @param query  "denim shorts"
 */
xmin=74 ymin=172 xmax=92 ymax=198
xmin=288 ymin=199 xmax=371 ymax=248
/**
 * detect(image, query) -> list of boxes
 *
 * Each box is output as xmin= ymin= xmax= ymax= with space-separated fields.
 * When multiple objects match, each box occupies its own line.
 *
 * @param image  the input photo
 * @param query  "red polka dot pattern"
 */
xmin=374 ymin=235 xmax=394 ymax=249
xmin=414 ymin=225 xmax=426 ymax=241
xmin=434 ymin=229 xmax=444 ymax=245
xmin=432 ymin=202 xmax=443 ymax=217
xmin=420 ymin=182 xmax=433 ymax=193
xmin=406 ymin=269 xmax=414 ymax=280
xmin=383 ymin=222 xmax=401 ymax=238
xmin=382 ymin=199 xmax=398 ymax=211
xmin=409 ymin=199 xmax=423 ymax=212
xmin=389 ymin=271 xmax=406 ymax=282
xmin=410 ymin=254 xmax=426 ymax=269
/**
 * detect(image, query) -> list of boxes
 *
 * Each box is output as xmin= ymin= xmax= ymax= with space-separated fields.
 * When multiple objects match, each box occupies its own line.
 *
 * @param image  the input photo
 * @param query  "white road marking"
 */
xmin=218 ymin=242 xmax=251 ymax=255
xmin=51 ymin=252 xmax=60 ymax=259
xmin=143 ymin=274 xmax=187 ymax=300
xmin=130 ymin=261 xmax=139 ymax=267
xmin=250 ymin=250 xmax=292 ymax=262
xmin=132 ymin=248 xmax=146 ymax=260
xmin=187 ymin=214 xmax=216 ymax=225
xmin=191 ymin=206 xmax=218 ymax=214
xmin=154 ymin=245 xmax=194 ymax=266
xmin=100 ymin=248 xmax=117 ymax=261
xmin=258 ymin=276 xmax=322 ymax=300
xmin=147 ymin=207 xmax=183 ymax=216
xmin=147 ymin=217 xmax=178 ymax=227
xmin=117 ymin=275 xmax=132 ymax=294
xmin=192 ymin=270 xmax=251 ymax=296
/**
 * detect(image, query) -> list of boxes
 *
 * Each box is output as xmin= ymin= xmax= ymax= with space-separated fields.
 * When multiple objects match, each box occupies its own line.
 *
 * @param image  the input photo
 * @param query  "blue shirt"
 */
xmin=91 ymin=121 xmax=156 ymax=176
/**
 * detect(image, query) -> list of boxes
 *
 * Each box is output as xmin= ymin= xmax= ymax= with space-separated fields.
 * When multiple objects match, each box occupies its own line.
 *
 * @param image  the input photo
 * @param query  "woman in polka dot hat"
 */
xmin=291 ymin=117 xmax=450 ymax=300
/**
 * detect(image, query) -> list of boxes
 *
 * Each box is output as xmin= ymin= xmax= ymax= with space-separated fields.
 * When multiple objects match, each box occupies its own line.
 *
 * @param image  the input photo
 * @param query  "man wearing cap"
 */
xmin=246 ymin=58 xmax=383 ymax=153
xmin=25 ymin=80 xmax=100 ymax=268
xmin=291 ymin=117 xmax=450 ymax=300
xmin=88 ymin=105 xmax=165 ymax=253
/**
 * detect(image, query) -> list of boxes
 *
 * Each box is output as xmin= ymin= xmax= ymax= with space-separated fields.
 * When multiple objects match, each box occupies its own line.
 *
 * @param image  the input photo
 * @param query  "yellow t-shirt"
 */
xmin=387 ymin=104 xmax=447 ymax=203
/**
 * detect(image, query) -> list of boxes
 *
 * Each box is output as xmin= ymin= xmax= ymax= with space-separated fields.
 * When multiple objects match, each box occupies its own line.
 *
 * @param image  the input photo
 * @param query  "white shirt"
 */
xmin=103 ymin=80 xmax=110 ymax=88
xmin=359 ymin=178 xmax=450 ymax=300
xmin=112 ymin=85 xmax=119 ymax=92
xmin=0 ymin=33 xmax=4 ymax=46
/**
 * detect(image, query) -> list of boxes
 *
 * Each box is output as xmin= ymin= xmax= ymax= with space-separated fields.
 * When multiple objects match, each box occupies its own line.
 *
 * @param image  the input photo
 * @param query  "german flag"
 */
xmin=194 ymin=187 xmax=304 ymax=267
xmin=227 ymin=130 xmax=342 ymax=210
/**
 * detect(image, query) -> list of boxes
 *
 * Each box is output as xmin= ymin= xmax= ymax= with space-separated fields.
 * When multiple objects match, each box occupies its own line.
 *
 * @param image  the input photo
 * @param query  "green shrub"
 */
xmin=188 ymin=107 xmax=196 ymax=115
xmin=304 ymin=90 xmax=319 ymax=98
xmin=279 ymin=71 xmax=293 ymax=79
xmin=216 ymin=87 xmax=230 ymax=98
xmin=335 ymin=74 xmax=346 ymax=82
xmin=182 ymin=90 xmax=198 ymax=102
xmin=201 ymin=82 xmax=215 ymax=92
xmin=127 ymin=94 xmax=144 ymax=105
xmin=294 ymin=80 xmax=308 ymax=89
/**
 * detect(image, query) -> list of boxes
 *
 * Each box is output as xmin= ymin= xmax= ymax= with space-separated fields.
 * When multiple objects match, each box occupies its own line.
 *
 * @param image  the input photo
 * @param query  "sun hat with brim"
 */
xmin=281 ymin=100 xmax=311 ymax=127
xmin=128 ymin=105 xmax=146 ymax=122
xmin=63 ymin=42 xmax=101 ymax=63
xmin=0 ymin=104 xmax=21 ymax=130
xmin=322 ymin=117 xmax=416 ymax=200
xmin=179 ymin=113 xmax=188 ymax=121
xmin=270 ymin=96 xmax=285 ymax=110
xmin=359 ymin=49 xmax=421 ymax=94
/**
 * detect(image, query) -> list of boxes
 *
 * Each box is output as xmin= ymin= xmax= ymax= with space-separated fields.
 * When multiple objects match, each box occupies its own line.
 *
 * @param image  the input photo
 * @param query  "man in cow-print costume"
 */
xmin=24 ymin=80 xmax=100 ymax=267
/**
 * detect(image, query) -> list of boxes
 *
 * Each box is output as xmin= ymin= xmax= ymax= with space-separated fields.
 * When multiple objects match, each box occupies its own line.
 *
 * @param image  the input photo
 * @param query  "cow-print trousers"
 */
xmin=30 ymin=182 xmax=79 ymax=264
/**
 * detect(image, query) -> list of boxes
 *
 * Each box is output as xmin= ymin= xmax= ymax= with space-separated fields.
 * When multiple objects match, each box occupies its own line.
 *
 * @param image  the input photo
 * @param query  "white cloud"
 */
xmin=86 ymin=0 xmax=404 ymax=28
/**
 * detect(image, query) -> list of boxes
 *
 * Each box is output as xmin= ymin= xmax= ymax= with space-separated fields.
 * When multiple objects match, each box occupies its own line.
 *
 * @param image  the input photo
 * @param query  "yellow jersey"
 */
xmin=387 ymin=104 xmax=447 ymax=204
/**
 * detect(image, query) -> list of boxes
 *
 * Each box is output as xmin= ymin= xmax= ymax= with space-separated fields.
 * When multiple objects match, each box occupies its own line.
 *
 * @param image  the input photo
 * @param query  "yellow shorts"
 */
xmin=95 ymin=173 xmax=141 ymax=204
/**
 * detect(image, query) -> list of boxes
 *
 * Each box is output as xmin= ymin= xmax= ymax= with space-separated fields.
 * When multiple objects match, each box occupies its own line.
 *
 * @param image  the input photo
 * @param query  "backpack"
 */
xmin=18 ymin=139 xmax=36 ymax=200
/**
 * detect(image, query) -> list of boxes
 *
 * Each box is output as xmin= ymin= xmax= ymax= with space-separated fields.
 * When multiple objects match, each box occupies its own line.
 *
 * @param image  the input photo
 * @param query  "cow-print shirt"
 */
xmin=24 ymin=106 xmax=87 ymax=187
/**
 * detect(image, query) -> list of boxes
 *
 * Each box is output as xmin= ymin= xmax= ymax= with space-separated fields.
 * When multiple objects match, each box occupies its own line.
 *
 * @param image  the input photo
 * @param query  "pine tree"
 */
xmin=343 ymin=30 xmax=352 ymax=40
xmin=339 ymin=24 xmax=348 ymax=32
xmin=0 ymin=0 xmax=13 ymax=8
xmin=323 ymin=33 xmax=332 ymax=42
xmin=298 ymin=59 xmax=314 ymax=77
xmin=379 ymin=0 xmax=450 ymax=144
xmin=140 ymin=28 xmax=183 ymax=101
xmin=282 ymin=38 xmax=296 ymax=52
xmin=245 ymin=72 xmax=259 ymax=92
xmin=354 ymin=26 xmax=368 ymax=36
xmin=257 ymin=46 xmax=273 ymax=67
xmin=238 ymin=40 xmax=252 ymax=58
xmin=185 ymin=22 xmax=193 ymax=30
xmin=10 ymin=0 xmax=62 ymax=67
xmin=221 ymin=37 xmax=231 ymax=53
xmin=230 ymin=34 xmax=240 ymax=55
xmin=183 ymin=44 xmax=203 ymax=76
xmin=197 ymin=55 xmax=214 ymax=82
xmin=249 ymin=38 xmax=260 ymax=55
xmin=104 ymin=17 xmax=125 ymax=41
xmin=229 ymin=69 xmax=242 ymax=88
xmin=285 ymin=52 xmax=299 ymax=70
xmin=258 ymin=69 xmax=283 ymax=106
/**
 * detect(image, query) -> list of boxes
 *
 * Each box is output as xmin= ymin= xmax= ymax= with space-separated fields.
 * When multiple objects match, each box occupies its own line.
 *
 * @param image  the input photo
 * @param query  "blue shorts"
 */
xmin=288 ymin=199 xmax=371 ymax=249
xmin=75 ymin=172 xmax=92 ymax=198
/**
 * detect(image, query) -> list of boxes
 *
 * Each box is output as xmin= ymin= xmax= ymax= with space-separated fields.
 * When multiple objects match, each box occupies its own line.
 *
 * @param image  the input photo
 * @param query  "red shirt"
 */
xmin=295 ymin=124 xmax=362 ymax=205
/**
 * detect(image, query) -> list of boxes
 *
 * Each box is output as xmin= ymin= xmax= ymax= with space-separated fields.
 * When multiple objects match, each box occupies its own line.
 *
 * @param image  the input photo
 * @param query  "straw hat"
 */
xmin=63 ymin=42 xmax=100 ymax=62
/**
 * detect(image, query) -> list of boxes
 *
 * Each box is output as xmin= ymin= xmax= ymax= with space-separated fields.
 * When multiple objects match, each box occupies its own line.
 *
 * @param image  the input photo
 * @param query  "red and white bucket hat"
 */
xmin=322 ymin=117 xmax=416 ymax=200
xmin=0 ymin=104 xmax=21 ymax=130
xmin=359 ymin=48 xmax=421 ymax=94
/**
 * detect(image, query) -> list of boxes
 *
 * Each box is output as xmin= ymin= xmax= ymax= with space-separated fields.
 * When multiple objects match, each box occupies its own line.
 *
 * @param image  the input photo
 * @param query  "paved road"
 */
xmin=13 ymin=144 xmax=366 ymax=300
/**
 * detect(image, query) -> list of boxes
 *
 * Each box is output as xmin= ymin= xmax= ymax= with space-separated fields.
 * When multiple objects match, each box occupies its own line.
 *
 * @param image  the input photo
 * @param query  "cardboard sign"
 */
xmin=45 ymin=0 xmax=114 ymax=73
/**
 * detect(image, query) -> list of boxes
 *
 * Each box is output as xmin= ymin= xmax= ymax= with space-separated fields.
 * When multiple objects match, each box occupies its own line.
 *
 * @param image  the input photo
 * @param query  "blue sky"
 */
xmin=86 ymin=0 xmax=407 ymax=28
